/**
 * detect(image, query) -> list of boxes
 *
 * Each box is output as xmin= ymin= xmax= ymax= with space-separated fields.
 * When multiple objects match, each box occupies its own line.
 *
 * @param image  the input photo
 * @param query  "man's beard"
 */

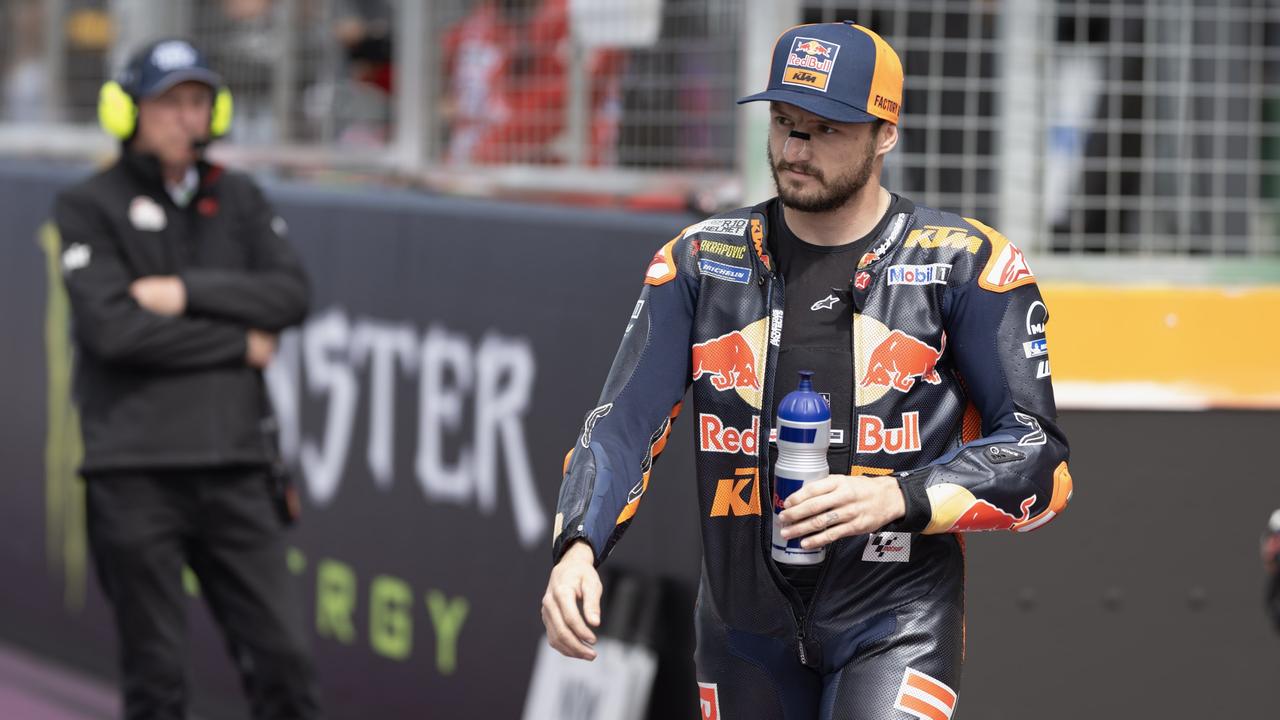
xmin=768 ymin=138 xmax=877 ymax=213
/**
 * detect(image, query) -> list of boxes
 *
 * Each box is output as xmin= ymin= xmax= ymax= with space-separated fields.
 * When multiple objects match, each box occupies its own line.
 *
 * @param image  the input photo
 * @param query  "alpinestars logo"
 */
xmin=811 ymin=294 xmax=840 ymax=311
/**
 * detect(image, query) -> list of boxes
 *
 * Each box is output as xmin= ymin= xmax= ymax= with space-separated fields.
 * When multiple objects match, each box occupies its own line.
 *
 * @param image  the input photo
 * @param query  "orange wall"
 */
xmin=1041 ymin=284 xmax=1280 ymax=409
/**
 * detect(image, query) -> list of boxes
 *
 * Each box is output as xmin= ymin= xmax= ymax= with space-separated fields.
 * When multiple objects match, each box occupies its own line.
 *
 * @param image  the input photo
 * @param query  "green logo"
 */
xmin=40 ymin=222 xmax=87 ymax=612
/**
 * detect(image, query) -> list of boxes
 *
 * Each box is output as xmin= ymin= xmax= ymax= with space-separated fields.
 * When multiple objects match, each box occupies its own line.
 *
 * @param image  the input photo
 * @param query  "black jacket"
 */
xmin=54 ymin=152 xmax=309 ymax=474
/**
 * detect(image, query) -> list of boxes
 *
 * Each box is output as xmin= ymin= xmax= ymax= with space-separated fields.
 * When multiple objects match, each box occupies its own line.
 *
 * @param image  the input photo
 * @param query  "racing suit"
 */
xmin=552 ymin=199 xmax=1073 ymax=720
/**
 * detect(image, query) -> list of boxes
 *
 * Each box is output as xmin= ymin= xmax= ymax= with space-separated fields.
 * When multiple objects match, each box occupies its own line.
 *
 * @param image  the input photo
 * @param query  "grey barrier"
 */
xmin=0 ymin=158 xmax=1275 ymax=718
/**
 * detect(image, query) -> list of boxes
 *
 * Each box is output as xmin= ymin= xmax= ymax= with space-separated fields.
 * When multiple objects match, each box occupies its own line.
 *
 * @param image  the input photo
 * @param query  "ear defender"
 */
xmin=210 ymin=86 xmax=234 ymax=138
xmin=97 ymin=80 xmax=138 ymax=140
xmin=97 ymin=81 xmax=234 ymax=140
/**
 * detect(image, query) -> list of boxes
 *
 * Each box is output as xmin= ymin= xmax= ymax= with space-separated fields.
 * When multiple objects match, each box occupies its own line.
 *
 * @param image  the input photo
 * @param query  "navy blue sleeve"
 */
xmin=893 ymin=219 xmax=1072 ymax=535
xmin=552 ymin=233 xmax=698 ymax=564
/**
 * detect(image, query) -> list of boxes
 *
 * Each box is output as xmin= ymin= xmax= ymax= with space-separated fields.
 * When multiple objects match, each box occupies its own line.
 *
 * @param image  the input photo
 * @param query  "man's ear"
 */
xmin=876 ymin=122 xmax=899 ymax=156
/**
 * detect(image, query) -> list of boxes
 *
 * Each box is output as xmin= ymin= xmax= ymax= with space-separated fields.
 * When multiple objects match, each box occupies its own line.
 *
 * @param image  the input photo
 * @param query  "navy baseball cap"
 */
xmin=738 ymin=22 xmax=903 ymax=124
xmin=120 ymin=39 xmax=223 ymax=99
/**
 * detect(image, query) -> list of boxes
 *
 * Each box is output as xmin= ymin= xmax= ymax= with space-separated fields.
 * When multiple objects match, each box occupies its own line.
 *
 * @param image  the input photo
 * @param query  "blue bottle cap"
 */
xmin=778 ymin=370 xmax=831 ymax=423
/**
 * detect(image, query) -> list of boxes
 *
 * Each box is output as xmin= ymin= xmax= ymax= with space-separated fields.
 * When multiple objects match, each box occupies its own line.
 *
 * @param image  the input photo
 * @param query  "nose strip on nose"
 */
xmin=784 ymin=130 xmax=812 ymax=159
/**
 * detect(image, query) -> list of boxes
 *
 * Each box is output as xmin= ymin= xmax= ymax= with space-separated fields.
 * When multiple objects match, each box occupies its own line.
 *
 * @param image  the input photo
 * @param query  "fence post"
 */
xmin=272 ymin=0 xmax=300 ymax=143
xmin=736 ymin=0 xmax=800 ymax=206
xmin=392 ymin=0 xmax=437 ymax=171
xmin=998 ymin=0 xmax=1042 ymax=251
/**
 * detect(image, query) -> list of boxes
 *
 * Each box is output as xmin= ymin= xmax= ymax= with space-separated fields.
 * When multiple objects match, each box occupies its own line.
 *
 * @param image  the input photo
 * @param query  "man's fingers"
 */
xmin=581 ymin=574 xmax=603 ymax=627
xmin=780 ymin=484 xmax=858 ymax=530
xmin=542 ymin=593 xmax=596 ymax=660
xmin=783 ymin=476 xmax=837 ymax=508
xmin=554 ymin=584 xmax=598 ymax=647
xmin=799 ymin=520 xmax=861 ymax=549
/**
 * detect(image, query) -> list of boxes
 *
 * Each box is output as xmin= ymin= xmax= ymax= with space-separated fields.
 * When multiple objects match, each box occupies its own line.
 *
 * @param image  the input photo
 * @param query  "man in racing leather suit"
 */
xmin=541 ymin=22 xmax=1072 ymax=720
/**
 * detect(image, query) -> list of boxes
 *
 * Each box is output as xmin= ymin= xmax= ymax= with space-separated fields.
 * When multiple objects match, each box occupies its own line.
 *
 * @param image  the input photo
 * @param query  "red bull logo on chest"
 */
xmin=692 ymin=318 xmax=769 ymax=409
xmin=861 ymin=330 xmax=945 ymax=393
xmin=693 ymin=331 xmax=760 ymax=391
xmin=857 ymin=411 xmax=922 ymax=454
xmin=783 ymin=37 xmax=840 ymax=92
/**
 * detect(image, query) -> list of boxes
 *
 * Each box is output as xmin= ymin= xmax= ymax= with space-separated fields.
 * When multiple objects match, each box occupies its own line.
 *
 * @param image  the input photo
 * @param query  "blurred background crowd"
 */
xmin=1 ymin=0 xmax=1277 ymax=261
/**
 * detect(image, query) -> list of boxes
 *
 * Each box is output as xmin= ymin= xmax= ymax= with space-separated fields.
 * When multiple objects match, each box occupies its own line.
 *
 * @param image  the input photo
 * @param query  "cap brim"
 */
xmin=737 ymin=88 xmax=879 ymax=124
xmin=138 ymin=68 xmax=223 ymax=98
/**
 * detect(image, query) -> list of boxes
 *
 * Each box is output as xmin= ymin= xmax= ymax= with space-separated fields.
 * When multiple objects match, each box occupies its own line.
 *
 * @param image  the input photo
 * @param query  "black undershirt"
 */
xmin=766 ymin=193 xmax=908 ymax=604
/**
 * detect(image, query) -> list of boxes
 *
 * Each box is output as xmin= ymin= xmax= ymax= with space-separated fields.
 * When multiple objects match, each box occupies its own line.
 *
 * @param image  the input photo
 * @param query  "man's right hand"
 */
xmin=246 ymin=329 xmax=278 ymax=369
xmin=541 ymin=540 xmax=603 ymax=661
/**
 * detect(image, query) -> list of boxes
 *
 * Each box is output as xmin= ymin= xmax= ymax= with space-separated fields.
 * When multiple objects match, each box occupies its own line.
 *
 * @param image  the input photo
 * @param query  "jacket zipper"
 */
xmin=753 ymin=227 xmax=822 ymax=668
xmin=792 ymin=277 xmax=866 ymax=645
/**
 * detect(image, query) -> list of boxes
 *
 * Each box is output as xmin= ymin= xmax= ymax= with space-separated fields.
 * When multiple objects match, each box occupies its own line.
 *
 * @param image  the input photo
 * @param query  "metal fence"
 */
xmin=1 ymin=0 xmax=1277 ymax=261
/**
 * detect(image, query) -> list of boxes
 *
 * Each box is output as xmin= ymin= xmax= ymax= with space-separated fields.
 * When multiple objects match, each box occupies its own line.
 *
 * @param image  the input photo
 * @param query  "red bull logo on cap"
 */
xmin=861 ymin=330 xmax=945 ymax=393
xmin=784 ymin=36 xmax=841 ymax=92
xmin=794 ymin=39 xmax=833 ymax=58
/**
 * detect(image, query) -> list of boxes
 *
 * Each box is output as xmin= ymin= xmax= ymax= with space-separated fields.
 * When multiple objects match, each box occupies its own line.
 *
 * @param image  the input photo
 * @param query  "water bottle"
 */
xmin=772 ymin=371 xmax=831 ymax=565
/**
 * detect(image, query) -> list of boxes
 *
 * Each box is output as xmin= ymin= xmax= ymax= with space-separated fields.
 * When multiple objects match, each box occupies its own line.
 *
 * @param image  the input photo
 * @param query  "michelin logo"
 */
xmin=698 ymin=259 xmax=752 ymax=284
xmin=886 ymin=263 xmax=951 ymax=286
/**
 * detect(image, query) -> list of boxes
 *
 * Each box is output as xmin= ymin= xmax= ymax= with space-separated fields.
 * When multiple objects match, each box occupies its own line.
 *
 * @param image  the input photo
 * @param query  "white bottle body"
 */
xmin=771 ymin=416 xmax=831 ymax=565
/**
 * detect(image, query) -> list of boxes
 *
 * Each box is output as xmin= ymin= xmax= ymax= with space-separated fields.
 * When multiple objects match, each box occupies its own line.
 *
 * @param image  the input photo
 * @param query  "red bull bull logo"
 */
xmin=857 ymin=412 xmax=922 ymax=454
xmin=861 ymin=330 xmax=945 ymax=393
xmin=794 ymin=39 xmax=833 ymax=57
xmin=693 ymin=331 xmax=761 ymax=392
xmin=946 ymin=495 xmax=1036 ymax=532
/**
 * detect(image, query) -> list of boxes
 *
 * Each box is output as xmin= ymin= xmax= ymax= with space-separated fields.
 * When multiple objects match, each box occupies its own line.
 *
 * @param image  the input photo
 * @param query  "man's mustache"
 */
xmin=775 ymin=161 xmax=824 ymax=181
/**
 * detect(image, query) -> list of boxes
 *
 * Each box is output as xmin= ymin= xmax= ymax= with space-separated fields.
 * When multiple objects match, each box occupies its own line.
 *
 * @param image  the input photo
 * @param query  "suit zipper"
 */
xmin=790 ymin=278 xmax=866 ymax=654
xmin=756 ymin=256 xmax=811 ymax=648
xmin=849 ymin=276 xmax=861 ymax=474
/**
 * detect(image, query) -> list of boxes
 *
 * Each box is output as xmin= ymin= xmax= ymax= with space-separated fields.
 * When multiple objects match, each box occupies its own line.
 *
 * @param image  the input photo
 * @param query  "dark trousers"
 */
xmin=85 ymin=466 xmax=321 ymax=720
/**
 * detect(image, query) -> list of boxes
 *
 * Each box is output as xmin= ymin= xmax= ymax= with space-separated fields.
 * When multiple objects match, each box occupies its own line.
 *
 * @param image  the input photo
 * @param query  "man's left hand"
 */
xmin=130 ymin=276 xmax=187 ymax=316
xmin=778 ymin=475 xmax=907 ymax=549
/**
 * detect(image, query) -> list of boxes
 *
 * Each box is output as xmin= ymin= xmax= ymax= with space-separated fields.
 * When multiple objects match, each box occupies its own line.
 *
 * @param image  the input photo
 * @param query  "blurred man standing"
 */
xmin=54 ymin=39 xmax=320 ymax=719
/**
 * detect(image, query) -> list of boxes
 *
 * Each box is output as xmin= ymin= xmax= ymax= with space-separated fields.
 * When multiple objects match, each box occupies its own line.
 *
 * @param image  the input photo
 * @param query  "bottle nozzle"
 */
xmin=798 ymin=370 xmax=814 ymax=391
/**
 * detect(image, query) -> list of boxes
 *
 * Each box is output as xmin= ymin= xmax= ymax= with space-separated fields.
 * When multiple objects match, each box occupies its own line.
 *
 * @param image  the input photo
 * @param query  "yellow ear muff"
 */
xmin=210 ymin=86 xmax=234 ymax=138
xmin=98 ymin=80 xmax=137 ymax=140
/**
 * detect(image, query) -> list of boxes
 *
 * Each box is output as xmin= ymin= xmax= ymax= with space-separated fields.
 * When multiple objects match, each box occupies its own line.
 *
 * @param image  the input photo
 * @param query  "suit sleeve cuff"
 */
xmin=551 ymin=531 xmax=599 ymax=567
xmin=882 ymin=470 xmax=932 ymax=533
